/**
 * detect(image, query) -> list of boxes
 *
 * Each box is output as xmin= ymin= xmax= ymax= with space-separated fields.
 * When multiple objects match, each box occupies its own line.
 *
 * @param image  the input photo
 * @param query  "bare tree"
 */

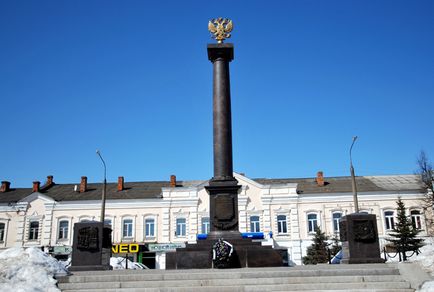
xmin=417 ymin=150 xmax=434 ymax=208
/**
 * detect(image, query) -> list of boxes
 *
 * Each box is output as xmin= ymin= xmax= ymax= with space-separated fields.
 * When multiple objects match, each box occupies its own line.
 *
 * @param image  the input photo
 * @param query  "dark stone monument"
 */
xmin=69 ymin=221 xmax=112 ymax=271
xmin=166 ymin=18 xmax=286 ymax=269
xmin=205 ymin=41 xmax=242 ymax=241
xmin=339 ymin=213 xmax=385 ymax=264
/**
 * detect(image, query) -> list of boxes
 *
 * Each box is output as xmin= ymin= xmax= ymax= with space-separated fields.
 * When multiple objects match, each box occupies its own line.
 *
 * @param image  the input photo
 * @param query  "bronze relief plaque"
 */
xmin=213 ymin=193 xmax=237 ymax=230
xmin=77 ymin=226 xmax=99 ymax=250
xmin=353 ymin=220 xmax=376 ymax=243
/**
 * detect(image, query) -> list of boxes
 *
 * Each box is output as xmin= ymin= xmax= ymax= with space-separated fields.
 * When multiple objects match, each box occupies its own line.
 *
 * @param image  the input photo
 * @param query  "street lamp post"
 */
xmin=96 ymin=150 xmax=107 ymax=223
xmin=350 ymin=136 xmax=359 ymax=213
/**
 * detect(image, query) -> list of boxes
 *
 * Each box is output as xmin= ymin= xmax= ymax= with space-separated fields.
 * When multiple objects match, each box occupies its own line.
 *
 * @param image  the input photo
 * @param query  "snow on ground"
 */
xmin=110 ymin=256 xmax=137 ymax=270
xmin=0 ymin=247 xmax=67 ymax=292
xmin=409 ymin=244 xmax=434 ymax=275
xmin=418 ymin=281 xmax=434 ymax=292
xmin=382 ymin=241 xmax=434 ymax=291
xmin=0 ymin=248 xmax=144 ymax=292
xmin=407 ymin=244 xmax=434 ymax=292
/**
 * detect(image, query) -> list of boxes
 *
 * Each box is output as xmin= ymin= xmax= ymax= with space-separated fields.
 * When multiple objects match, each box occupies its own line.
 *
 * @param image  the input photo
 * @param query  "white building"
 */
xmin=0 ymin=172 xmax=430 ymax=267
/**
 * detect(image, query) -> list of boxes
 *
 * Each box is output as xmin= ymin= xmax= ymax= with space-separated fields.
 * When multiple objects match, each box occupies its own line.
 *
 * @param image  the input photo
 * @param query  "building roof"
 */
xmin=0 ymin=188 xmax=33 ymax=204
xmin=0 ymin=181 xmax=172 ymax=204
xmin=253 ymin=175 xmax=424 ymax=194
xmin=0 ymin=175 xmax=424 ymax=204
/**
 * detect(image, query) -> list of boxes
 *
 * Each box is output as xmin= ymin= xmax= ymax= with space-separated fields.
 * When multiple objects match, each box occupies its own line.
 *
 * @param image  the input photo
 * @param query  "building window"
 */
xmin=411 ymin=210 xmax=422 ymax=229
xmin=201 ymin=217 xmax=210 ymax=234
xmin=0 ymin=223 xmax=4 ymax=242
xmin=332 ymin=212 xmax=342 ymax=233
xmin=307 ymin=213 xmax=318 ymax=233
xmin=58 ymin=220 xmax=69 ymax=240
xmin=250 ymin=216 xmax=260 ymax=232
xmin=384 ymin=211 xmax=395 ymax=230
xmin=122 ymin=219 xmax=133 ymax=238
xmin=29 ymin=221 xmax=39 ymax=240
xmin=145 ymin=218 xmax=155 ymax=237
xmin=277 ymin=215 xmax=287 ymax=234
xmin=176 ymin=218 xmax=186 ymax=236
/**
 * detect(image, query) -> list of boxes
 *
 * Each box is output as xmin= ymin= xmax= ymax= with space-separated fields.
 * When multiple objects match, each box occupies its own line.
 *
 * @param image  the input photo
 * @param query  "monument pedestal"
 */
xmin=339 ymin=213 xmax=385 ymax=264
xmin=167 ymin=181 xmax=286 ymax=269
xmin=69 ymin=222 xmax=112 ymax=271
xmin=166 ymin=238 xmax=286 ymax=269
xmin=206 ymin=181 xmax=241 ymax=236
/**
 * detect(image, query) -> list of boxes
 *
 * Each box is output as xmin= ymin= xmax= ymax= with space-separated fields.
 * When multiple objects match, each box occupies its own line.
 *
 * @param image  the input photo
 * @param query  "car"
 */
xmin=331 ymin=249 xmax=343 ymax=264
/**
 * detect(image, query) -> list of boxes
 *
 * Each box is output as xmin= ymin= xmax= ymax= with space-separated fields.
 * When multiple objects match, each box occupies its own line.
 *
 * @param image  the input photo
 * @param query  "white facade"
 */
xmin=0 ymin=173 xmax=431 ymax=267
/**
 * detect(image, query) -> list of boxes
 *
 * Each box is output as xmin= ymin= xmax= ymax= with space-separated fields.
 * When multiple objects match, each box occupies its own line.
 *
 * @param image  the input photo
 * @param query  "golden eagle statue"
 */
xmin=208 ymin=17 xmax=233 ymax=43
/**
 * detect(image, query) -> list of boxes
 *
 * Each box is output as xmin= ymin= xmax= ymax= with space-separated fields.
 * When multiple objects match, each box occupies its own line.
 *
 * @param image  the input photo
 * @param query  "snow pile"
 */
xmin=58 ymin=257 xmax=71 ymax=269
xmin=110 ymin=257 xmax=136 ymax=269
xmin=407 ymin=244 xmax=434 ymax=292
xmin=409 ymin=244 xmax=434 ymax=275
xmin=418 ymin=281 xmax=434 ymax=292
xmin=0 ymin=247 xmax=67 ymax=292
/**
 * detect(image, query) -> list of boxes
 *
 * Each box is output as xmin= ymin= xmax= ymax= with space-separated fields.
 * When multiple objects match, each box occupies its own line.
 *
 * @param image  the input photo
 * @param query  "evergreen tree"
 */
xmin=302 ymin=227 xmax=329 ymax=265
xmin=386 ymin=197 xmax=424 ymax=261
xmin=329 ymin=235 xmax=341 ymax=257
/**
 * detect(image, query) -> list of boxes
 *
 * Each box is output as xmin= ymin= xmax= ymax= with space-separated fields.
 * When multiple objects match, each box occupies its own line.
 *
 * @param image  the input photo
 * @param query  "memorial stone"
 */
xmin=339 ymin=213 xmax=385 ymax=264
xmin=69 ymin=221 xmax=112 ymax=271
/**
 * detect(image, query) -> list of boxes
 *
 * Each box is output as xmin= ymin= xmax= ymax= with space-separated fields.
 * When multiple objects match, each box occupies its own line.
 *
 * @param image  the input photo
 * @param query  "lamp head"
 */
xmin=352 ymin=136 xmax=358 ymax=142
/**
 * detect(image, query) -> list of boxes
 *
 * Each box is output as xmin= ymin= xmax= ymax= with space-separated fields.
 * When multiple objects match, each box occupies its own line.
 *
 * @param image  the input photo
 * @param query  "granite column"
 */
xmin=205 ymin=43 xmax=241 ymax=239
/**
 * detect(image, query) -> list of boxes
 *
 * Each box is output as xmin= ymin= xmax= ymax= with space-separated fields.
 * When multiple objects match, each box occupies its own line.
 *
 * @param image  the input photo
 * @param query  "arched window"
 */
xmin=122 ymin=218 xmax=134 ymax=238
xmin=307 ymin=213 xmax=318 ymax=233
xmin=277 ymin=215 xmax=287 ymax=234
xmin=0 ymin=223 xmax=5 ymax=242
xmin=176 ymin=218 xmax=186 ymax=236
xmin=58 ymin=220 xmax=69 ymax=239
xmin=250 ymin=216 xmax=260 ymax=232
xmin=384 ymin=211 xmax=395 ymax=230
xmin=201 ymin=217 xmax=210 ymax=234
xmin=29 ymin=221 xmax=39 ymax=240
xmin=411 ymin=210 xmax=422 ymax=229
xmin=145 ymin=218 xmax=155 ymax=237
xmin=332 ymin=212 xmax=342 ymax=233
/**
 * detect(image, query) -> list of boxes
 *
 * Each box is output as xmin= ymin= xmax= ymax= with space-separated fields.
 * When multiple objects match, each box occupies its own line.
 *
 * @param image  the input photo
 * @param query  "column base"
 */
xmin=166 ymin=238 xmax=286 ymax=269
xmin=205 ymin=182 xmax=241 ymax=232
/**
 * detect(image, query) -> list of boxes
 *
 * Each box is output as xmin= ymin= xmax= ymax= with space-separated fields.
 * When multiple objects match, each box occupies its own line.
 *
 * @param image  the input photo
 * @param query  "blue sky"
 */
xmin=1 ymin=1 xmax=433 ymax=187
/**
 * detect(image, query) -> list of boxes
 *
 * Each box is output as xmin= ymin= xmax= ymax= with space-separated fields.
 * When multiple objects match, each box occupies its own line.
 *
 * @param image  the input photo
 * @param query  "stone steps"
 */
xmin=57 ymin=264 xmax=415 ymax=292
xmin=58 ymin=275 xmax=407 ymax=289
xmin=60 ymin=268 xmax=401 ymax=282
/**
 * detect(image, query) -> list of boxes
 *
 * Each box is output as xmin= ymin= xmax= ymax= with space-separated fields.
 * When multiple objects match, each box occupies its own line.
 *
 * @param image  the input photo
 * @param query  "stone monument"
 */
xmin=69 ymin=221 xmax=112 ymax=271
xmin=205 ymin=18 xmax=241 ymax=240
xmin=339 ymin=213 xmax=385 ymax=264
xmin=166 ymin=18 xmax=286 ymax=269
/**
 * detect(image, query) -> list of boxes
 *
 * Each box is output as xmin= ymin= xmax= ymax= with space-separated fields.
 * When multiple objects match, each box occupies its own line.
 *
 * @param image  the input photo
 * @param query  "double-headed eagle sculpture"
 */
xmin=208 ymin=17 xmax=233 ymax=43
